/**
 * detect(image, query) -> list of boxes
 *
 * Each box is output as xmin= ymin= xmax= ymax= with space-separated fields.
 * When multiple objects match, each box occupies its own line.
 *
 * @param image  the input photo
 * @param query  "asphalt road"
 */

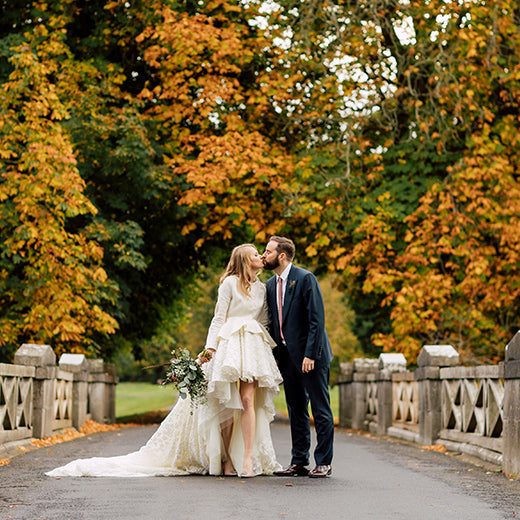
xmin=1 ymin=421 xmax=520 ymax=520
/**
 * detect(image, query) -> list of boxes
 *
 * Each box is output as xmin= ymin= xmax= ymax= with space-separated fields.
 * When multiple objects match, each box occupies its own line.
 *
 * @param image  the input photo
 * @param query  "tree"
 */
xmin=245 ymin=0 xmax=520 ymax=364
xmin=375 ymin=1 xmax=520 ymax=362
xmin=135 ymin=1 xmax=295 ymax=247
xmin=0 ymin=31 xmax=118 ymax=358
xmin=0 ymin=0 xmax=297 ymax=362
xmin=4 ymin=0 xmax=518 ymax=367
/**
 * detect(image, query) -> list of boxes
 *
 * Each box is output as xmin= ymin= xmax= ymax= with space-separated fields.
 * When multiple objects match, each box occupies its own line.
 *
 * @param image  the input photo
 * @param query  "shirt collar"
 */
xmin=278 ymin=263 xmax=292 ymax=282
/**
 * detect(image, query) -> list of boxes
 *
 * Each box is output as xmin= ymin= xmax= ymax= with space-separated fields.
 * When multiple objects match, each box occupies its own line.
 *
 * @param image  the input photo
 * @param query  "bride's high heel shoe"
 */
xmin=240 ymin=459 xmax=255 ymax=478
xmin=223 ymin=459 xmax=237 ymax=477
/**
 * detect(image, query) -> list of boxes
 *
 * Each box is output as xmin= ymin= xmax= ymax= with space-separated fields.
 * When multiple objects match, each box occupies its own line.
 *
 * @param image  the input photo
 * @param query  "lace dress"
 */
xmin=46 ymin=276 xmax=282 ymax=478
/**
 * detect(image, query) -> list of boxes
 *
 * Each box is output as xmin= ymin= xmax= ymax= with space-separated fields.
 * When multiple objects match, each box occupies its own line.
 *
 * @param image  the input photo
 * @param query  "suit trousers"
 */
xmin=280 ymin=354 xmax=334 ymax=466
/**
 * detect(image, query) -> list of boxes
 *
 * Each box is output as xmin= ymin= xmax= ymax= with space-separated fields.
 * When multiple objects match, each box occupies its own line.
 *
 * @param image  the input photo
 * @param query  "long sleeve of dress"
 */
xmin=204 ymin=277 xmax=233 ymax=350
xmin=257 ymin=298 xmax=270 ymax=329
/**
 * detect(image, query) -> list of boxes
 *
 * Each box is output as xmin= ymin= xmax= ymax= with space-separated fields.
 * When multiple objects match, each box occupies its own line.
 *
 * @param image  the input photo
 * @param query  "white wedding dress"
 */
xmin=46 ymin=276 xmax=283 ymax=478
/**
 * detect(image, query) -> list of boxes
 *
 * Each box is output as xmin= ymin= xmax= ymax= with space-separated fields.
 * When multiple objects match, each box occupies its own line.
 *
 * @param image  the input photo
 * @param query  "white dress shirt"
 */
xmin=277 ymin=262 xmax=293 ymax=313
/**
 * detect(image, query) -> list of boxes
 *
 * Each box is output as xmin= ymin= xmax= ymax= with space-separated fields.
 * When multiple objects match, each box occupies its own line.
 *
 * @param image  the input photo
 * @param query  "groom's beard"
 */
xmin=263 ymin=256 xmax=280 ymax=271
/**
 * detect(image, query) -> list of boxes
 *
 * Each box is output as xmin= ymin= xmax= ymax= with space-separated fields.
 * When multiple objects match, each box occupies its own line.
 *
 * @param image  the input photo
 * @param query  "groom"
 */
xmin=262 ymin=236 xmax=334 ymax=478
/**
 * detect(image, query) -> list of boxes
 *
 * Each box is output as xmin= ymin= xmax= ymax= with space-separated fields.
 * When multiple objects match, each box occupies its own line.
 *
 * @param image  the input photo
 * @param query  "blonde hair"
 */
xmin=221 ymin=244 xmax=258 ymax=296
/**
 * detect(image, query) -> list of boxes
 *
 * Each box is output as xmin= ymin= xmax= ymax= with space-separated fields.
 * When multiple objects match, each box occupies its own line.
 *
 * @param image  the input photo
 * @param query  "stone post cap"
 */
xmin=14 ymin=344 xmax=56 ymax=367
xmin=506 ymin=331 xmax=520 ymax=361
xmin=417 ymin=345 xmax=459 ymax=367
xmin=339 ymin=362 xmax=354 ymax=375
xmin=378 ymin=353 xmax=407 ymax=372
xmin=353 ymin=358 xmax=379 ymax=373
xmin=59 ymin=353 xmax=87 ymax=372
xmin=87 ymin=359 xmax=105 ymax=373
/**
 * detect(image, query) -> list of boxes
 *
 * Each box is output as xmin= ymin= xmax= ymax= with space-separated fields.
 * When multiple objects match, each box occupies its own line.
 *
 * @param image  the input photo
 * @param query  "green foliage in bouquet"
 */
xmin=163 ymin=349 xmax=208 ymax=408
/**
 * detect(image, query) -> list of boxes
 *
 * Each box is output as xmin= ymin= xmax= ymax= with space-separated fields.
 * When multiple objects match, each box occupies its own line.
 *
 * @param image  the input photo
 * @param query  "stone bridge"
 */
xmin=0 ymin=343 xmax=116 ymax=457
xmin=337 ymin=331 xmax=520 ymax=476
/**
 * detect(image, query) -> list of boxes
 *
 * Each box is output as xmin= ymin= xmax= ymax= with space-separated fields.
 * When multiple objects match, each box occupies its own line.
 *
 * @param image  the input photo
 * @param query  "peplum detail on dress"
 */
xmin=215 ymin=317 xmax=276 ymax=347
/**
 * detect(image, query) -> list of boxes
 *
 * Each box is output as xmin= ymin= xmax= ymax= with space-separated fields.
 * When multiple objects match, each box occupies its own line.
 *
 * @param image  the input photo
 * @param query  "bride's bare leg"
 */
xmin=221 ymin=419 xmax=235 ymax=475
xmin=240 ymin=380 xmax=256 ymax=476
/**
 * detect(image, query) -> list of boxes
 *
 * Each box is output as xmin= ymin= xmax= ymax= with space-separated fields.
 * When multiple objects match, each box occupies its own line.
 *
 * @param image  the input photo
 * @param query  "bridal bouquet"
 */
xmin=162 ymin=348 xmax=208 ymax=408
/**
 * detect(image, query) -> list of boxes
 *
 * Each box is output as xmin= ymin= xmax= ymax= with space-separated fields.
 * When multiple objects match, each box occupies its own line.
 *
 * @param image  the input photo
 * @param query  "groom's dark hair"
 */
xmin=270 ymin=236 xmax=295 ymax=261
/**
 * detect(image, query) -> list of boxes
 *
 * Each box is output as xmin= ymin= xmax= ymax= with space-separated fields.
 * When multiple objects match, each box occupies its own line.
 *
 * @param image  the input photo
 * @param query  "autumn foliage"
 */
xmin=275 ymin=0 xmax=520 ymax=363
xmin=2 ymin=0 xmax=520 ymax=366
xmin=0 ymin=29 xmax=118 ymax=356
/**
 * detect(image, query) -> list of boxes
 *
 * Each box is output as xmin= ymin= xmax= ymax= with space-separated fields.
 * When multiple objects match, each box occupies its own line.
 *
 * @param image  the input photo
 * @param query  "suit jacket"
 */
xmin=266 ymin=264 xmax=333 ymax=370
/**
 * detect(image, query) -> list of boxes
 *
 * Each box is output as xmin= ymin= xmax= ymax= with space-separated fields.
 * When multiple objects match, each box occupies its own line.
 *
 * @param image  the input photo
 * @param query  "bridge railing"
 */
xmin=391 ymin=371 xmax=419 ymax=440
xmin=438 ymin=365 xmax=504 ymax=463
xmin=338 ymin=331 xmax=520 ymax=476
xmin=0 ymin=344 xmax=117 ymax=448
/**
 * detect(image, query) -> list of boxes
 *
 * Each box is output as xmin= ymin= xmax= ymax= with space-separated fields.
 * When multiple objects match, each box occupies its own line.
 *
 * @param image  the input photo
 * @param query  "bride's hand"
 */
xmin=198 ymin=348 xmax=215 ymax=364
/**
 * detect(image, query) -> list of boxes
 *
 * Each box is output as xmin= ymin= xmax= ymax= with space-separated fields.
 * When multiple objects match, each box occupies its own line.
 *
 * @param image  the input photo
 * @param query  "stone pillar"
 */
xmin=88 ymin=359 xmax=118 ymax=424
xmin=59 ymin=354 xmax=89 ymax=430
xmin=377 ymin=353 xmax=407 ymax=436
xmin=351 ymin=358 xmax=378 ymax=431
xmin=14 ymin=344 xmax=57 ymax=438
xmin=88 ymin=359 xmax=106 ymax=423
xmin=416 ymin=345 xmax=459 ymax=446
xmin=104 ymin=363 xmax=117 ymax=424
xmin=503 ymin=332 xmax=520 ymax=476
xmin=337 ymin=362 xmax=353 ymax=428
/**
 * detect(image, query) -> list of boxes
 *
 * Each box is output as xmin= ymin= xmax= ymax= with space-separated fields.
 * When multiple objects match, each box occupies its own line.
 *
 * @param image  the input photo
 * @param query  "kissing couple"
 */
xmin=47 ymin=236 xmax=334 ymax=479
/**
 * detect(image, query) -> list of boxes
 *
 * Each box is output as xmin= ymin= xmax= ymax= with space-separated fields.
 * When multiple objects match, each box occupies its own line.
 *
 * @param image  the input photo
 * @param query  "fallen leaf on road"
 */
xmin=420 ymin=444 xmax=447 ymax=453
xmin=30 ymin=419 xmax=132 ymax=449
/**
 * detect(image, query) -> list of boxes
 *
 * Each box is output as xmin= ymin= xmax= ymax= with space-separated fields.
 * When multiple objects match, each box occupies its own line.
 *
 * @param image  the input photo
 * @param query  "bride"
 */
xmin=46 ymin=244 xmax=283 ymax=478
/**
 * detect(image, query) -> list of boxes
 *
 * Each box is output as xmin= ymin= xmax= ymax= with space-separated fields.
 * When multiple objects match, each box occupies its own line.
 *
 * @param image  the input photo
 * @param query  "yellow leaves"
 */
xmin=329 ymin=246 xmax=347 ymax=259
xmin=53 ymin=320 xmax=85 ymax=338
xmin=181 ymin=222 xmax=197 ymax=236
xmin=466 ymin=45 xmax=478 ymax=59
xmin=104 ymin=1 xmax=120 ymax=10
xmin=93 ymin=268 xmax=108 ymax=282
xmin=335 ymin=255 xmax=349 ymax=271
xmin=305 ymin=245 xmax=318 ymax=257
xmin=0 ymin=36 xmax=121 ymax=354
xmin=0 ymin=148 xmax=17 ymax=160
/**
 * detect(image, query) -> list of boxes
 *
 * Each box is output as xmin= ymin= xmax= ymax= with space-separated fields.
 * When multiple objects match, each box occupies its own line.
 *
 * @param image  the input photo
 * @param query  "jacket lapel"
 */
xmin=267 ymin=277 xmax=279 ymax=326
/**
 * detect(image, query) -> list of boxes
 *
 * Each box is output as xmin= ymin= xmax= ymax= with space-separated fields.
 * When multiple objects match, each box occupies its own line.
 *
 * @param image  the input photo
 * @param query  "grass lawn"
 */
xmin=116 ymin=382 xmax=340 ymax=422
xmin=116 ymin=382 xmax=179 ymax=420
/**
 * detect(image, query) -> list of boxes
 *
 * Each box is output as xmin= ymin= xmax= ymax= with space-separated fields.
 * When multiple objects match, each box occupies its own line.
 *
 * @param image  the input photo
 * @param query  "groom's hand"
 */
xmin=302 ymin=357 xmax=315 ymax=373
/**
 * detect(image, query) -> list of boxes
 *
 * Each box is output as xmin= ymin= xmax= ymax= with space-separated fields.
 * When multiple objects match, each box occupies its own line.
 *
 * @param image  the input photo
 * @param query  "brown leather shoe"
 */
xmin=309 ymin=465 xmax=332 ymax=478
xmin=274 ymin=464 xmax=310 ymax=477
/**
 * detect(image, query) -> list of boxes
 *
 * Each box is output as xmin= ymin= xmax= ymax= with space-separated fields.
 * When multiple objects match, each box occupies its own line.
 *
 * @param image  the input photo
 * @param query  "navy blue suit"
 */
xmin=266 ymin=265 xmax=334 ymax=466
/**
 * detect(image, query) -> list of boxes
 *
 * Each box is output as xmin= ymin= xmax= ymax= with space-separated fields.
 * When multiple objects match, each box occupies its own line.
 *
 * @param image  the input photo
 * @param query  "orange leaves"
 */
xmin=138 ymin=8 xmax=250 ymax=128
xmin=384 ymin=143 xmax=520 ymax=362
xmin=132 ymin=4 xmax=296 ymax=250
xmin=173 ymin=124 xmax=293 ymax=245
